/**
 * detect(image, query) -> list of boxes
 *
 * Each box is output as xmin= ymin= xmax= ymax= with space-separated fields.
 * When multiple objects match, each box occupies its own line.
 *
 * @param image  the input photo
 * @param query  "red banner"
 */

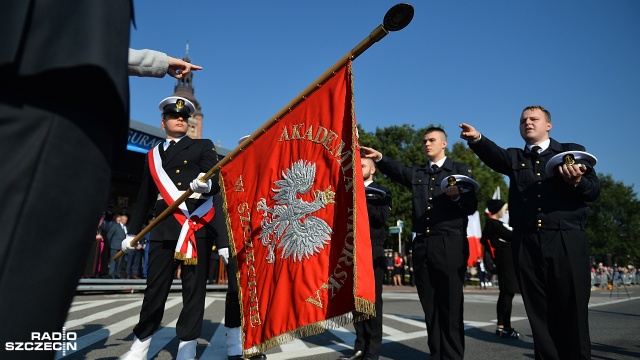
xmin=219 ymin=62 xmax=375 ymax=355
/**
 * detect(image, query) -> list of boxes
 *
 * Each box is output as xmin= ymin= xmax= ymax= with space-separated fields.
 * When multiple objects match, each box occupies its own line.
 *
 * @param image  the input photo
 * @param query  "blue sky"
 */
xmin=129 ymin=0 xmax=639 ymax=191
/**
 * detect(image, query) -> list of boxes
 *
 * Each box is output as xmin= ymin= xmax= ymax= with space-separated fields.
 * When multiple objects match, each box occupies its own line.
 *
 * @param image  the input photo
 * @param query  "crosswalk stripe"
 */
xmin=67 ymin=299 xmax=118 ymax=312
xmin=382 ymin=324 xmax=404 ymax=336
xmin=148 ymin=297 xmax=217 ymax=357
xmin=201 ymin=316 xmax=226 ymax=357
xmin=267 ymin=341 xmax=352 ymax=360
xmin=381 ymin=330 xmax=427 ymax=343
xmin=278 ymin=338 xmax=309 ymax=352
xmin=382 ymin=313 xmax=424 ymax=328
xmin=147 ymin=319 xmax=179 ymax=357
xmin=56 ymin=291 xmax=636 ymax=359
xmin=57 ymin=297 xmax=184 ymax=359
xmin=58 ymin=310 xmax=141 ymax=359
xmin=463 ymin=320 xmax=494 ymax=329
xmin=64 ymin=299 xmax=143 ymax=328
xmin=326 ymin=326 xmax=357 ymax=346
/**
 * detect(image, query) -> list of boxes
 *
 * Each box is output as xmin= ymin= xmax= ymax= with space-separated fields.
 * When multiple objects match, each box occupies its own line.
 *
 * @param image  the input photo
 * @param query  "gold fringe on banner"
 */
xmin=244 ymin=311 xmax=368 ymax=358
xmin=174 ymin=251 xmax=198 ymax=265
xmin=355 ymin=297 xmax=376 ymax=318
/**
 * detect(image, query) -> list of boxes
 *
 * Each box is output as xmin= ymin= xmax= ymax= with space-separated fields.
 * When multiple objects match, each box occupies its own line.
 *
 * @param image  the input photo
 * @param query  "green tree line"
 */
xmin=357 ymin=124 xmax=640 ymax=267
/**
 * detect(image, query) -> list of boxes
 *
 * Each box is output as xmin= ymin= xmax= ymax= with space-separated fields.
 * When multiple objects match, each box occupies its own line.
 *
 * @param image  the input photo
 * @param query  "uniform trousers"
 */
xmin=225 ymin=256 xmax=241 ymax=328
xmin=133 ymin=237 xmax=212 ymax=340
xmin=0 ymin=100 xmax=112 ymax=360
xmin=412 ymin=234 xmax=467 ymax=360
xmin=513 ymin=229 xmax=591 ymax=359
xmin=352 ymin=244 xmax=385 ymax=357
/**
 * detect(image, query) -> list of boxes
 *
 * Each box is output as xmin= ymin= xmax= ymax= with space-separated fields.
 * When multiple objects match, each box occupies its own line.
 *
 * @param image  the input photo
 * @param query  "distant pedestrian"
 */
xmin=108 ymin=214 xmax=128 ymax=279
xmin=393 ymin=252 xmax=403 ymax=286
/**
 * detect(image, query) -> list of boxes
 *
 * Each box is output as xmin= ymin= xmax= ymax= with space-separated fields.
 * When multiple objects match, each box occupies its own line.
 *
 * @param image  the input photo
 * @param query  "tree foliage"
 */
xmin=586 ymin=174 xmax=640 ymax=266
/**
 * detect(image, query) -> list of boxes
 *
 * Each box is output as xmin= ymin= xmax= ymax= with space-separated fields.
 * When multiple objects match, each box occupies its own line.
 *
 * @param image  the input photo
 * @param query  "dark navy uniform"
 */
xmin=351 ymin=182 xmax=392 ymax=359
xmin=0 ymin=1 xmax=131 ymax=358
xmin=128 ymin=136 xmax=220 ymax=341
xmin=470 ymin=136 xmax=600 ymax=359
xmin=481 ymin=215 xmax=520 ymax=336
xmin=377 ymin=156 xmax=477 ymax=360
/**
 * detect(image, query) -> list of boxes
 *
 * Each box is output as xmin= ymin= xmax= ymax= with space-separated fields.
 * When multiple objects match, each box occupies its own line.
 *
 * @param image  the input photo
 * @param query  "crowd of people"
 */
xmin=471 ymin=259 xmax=639 ymax=291
xmin=83 ymin=212 xmax=226 ymax=282
xmin=592 ymin=262 xmax=639 ymax=289
xmin=383 ymin=250 xmax=415 ymax=286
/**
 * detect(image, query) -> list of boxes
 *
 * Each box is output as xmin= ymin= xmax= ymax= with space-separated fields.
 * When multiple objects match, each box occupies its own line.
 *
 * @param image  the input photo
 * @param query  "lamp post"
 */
xmin=396 ymin=220 xmax=404 ymax=254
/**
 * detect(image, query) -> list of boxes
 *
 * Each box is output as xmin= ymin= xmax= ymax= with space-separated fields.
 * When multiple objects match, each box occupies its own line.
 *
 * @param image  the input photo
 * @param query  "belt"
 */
xmin=157 ymin=192 xmax=210 ymax=201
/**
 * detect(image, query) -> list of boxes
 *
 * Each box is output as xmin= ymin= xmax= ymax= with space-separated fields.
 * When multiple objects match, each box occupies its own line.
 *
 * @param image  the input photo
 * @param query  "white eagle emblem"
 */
xmin=257 ymin=159 xmax=336 ymax=263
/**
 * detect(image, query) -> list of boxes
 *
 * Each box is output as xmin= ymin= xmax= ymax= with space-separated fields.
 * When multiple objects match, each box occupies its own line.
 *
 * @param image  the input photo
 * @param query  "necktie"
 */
xmin=431 ymin=164 xmax=438 ymax=172
xmin=163 ymin=140 xmax=176 ymax=158
xmin=531 ymin=146 xmax=542 ymax=157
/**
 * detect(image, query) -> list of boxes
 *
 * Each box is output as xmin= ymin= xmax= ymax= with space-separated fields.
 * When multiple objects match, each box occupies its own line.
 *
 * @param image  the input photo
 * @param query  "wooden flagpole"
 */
xmin=114 ymin=3 xmax=414 ymax=261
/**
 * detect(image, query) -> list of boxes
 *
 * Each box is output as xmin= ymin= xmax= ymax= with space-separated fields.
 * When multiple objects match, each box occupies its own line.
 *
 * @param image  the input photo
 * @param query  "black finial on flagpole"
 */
xmin=383 ymin=3 xmax=414 ymax=32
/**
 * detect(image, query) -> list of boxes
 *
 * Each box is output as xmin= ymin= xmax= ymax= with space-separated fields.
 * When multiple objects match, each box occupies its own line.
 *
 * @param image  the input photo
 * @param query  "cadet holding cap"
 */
xmin=545 ymin=150 xmax=597 ymax=175
xmin=460 ymin=105 xmax=600 ymax=359
xmin=440 ymin=175 xmax=480 ymax=194
xmin=361 ymin=126 xmax=477 ymax=360
xmin=121 ymin=96 xmax=223 ymax=360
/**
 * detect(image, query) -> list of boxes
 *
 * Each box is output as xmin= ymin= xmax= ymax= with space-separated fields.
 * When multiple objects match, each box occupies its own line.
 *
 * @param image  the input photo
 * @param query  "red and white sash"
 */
xmin=147 ymin=145 xmax=215 ymax=265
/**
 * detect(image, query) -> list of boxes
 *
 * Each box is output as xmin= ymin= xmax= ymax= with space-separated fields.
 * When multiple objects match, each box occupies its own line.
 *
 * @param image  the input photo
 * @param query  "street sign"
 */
xmin=389 ymin=226 xmax=400 ymax=234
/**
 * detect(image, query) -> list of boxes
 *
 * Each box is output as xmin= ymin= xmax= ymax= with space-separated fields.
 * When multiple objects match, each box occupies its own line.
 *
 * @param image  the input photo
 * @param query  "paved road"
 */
xmin=56 ymin=285 xmax=639 ymax=359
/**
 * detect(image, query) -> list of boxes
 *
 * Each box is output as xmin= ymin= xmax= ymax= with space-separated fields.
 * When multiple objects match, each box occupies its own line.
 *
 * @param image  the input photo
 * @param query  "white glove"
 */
xmin=190 ymin=172 xmax=212 ymax=194
xmin=218 ymin=247 xmax=229 ymax=265
xmin=121 ymin=235 xmax=136 ymax=253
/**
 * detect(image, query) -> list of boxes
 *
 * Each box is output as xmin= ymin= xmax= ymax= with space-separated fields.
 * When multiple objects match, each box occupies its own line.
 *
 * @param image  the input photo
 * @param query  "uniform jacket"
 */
xmin=128 ymin=137 xmax=221 ymax=241
xmin=377 ymin=156 xmax=477 ymax=234
xmin=480 ymin=217 xmax=513 ymax=251
xmin=470 ymin=137 xmax=600 ymax=231
xmin=2 ymin=1 xmax=133 ymax=161
xmin=365 ymin=182 xmax=392 ymax=246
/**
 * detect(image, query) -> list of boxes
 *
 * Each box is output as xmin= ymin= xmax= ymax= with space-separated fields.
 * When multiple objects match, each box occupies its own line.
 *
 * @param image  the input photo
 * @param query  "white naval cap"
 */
xmin=158 ymin=96 xmax=195 ymax=117
xmin=545 ymin=151 xmax=597 ymax=174
xmin=440 ymin=175 xmax=480 ymax=193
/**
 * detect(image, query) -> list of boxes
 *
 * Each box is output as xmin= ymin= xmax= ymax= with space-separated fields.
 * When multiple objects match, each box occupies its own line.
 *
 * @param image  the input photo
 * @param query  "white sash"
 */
xmin=148 ymin=146 xmax=214 ymax=264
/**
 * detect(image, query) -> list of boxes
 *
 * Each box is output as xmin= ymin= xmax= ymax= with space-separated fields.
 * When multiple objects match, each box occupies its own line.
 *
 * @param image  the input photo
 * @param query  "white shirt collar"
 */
xmin=526 ymin=139 xmax=550 ymax=152
xmin=429 ymin=157 xmax=446 ymax=168
xmin=164 ymin=135 xmax=186 ymax=149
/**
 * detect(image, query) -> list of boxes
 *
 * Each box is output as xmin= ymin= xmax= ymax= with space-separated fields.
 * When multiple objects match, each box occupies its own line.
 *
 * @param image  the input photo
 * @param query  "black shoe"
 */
xmin=499 ymin=328 xmax=523 ymax=339
xmin=495 ymin=327 xmax=501 ymax=336
xmin=338 ymin=350 xmax=365 ymax=360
